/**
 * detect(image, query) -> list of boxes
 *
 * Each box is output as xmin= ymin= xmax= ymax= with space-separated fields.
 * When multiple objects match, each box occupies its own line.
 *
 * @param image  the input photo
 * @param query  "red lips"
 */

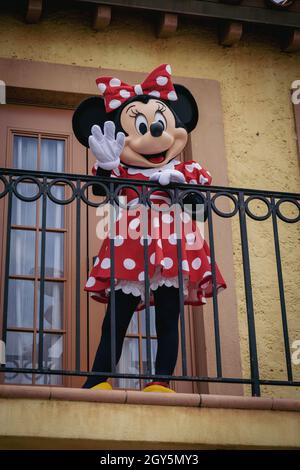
xmin=147 ymin=154 xmax=166 ymax=164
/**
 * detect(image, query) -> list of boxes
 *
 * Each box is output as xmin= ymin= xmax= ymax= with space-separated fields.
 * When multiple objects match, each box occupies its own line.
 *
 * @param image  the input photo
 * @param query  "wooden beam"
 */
xmin=25 ymin=0 xmax=43 ymax=24
xmin=76 ymin=0 xmax=300 ymax=29
xmin=219 ymin=21 xmax=243 ymax=46
xmin=93 ymin=5 xmax=111 ymax=31
xmin=281 ymin=29 xmax=300 ymax=52
xmin=221 ymin=0 xmax=242 ymax=4
xmin=157 ymin=13 xmax=178 ymax=38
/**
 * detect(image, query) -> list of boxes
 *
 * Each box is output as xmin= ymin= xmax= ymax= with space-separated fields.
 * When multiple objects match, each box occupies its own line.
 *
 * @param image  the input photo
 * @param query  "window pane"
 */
xmin=38 ymin=231 xmax=64 ymax=278
xmin=5 ymin=332 xmax=33 ymax=384
xmin=7 ymin=279 xmax=34 ymax=328
xmin=37 ymin=281 xmax=63 ymax=330
xmin=13 ymin=135 xmax=38 ymax=171
xmin=12 ymin=183 xmax=37 ymax=226
xmin=9 ymin=229 xmax=36 ymax=276
xmin=141 ymin=306 xmax=156 ymax=336
xmin=115 ymin=337 xmax=140 ymax=390
xmin=142 ymin=338 xmax=157 ymax=386
xmin=47 ymin=186 xmax=65 ymax=228
xmin=39 ymin=186 xmax=65 ymax=229
xmin=41 ymin=139 xmax=65 ymax=173
xmin=35 ymin=334 xmax=63 ymax=385
xmin=126 ymin=312 xmax=138 ymax=335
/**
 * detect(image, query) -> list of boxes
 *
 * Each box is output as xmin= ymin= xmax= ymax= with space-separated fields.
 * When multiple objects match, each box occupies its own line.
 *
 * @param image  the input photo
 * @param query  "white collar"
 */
xmin=124 ymin=159 xmax=181 ymax=177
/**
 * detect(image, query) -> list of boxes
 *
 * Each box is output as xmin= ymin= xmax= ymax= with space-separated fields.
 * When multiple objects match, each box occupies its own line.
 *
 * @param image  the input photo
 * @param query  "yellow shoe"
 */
xmin=143 ymin=382 xmax=176 ymax=393
xmin=91 ymin=382 xmax=113 ymax=391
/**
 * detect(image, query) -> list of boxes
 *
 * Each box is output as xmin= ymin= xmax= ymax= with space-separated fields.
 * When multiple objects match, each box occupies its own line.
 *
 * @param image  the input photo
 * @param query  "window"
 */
xmin=0 ymin=104 xmax=76 ymax=387
xmin=5 ymin=134 xmax=66 ymax=385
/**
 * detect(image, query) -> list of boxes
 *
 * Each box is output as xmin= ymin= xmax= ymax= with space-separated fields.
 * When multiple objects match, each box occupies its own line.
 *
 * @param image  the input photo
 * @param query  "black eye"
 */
xmin=135 ymin=114 xmax=148 ymax=135
xmin=139 ymin=122 xmax=147 ymax=135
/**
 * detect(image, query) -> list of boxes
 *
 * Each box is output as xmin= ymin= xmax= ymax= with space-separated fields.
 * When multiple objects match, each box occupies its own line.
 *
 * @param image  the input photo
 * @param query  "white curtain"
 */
xmin=6 ymin=137 xmax=65 ymax=384
xmin=41 ymin=140 xmax=64 ymax=284
xmin=8 ymin=136 xmax=38 ymax=383
xmin=115 ymin=334 xmax=158 ymax=390
xmin=40 ymin=139 xmax=65 ymax=378
xmin=116 ymin=337 xmax=140 ymax=389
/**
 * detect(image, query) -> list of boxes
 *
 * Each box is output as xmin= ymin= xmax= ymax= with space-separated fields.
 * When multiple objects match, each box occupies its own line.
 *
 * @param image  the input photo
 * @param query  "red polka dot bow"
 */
xmin=96 ymin=64 xmax=177 ymax=112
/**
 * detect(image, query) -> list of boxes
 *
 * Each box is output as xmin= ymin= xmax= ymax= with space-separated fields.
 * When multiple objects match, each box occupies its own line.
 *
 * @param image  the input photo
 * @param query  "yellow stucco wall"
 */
xmin=0 ymin=5 xmax=299 ymax=397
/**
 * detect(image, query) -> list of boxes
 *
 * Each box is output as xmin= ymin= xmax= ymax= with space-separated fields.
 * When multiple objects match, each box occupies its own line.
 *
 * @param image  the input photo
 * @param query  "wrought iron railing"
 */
xmin=0 ymin=167 xmax=300 ymax=396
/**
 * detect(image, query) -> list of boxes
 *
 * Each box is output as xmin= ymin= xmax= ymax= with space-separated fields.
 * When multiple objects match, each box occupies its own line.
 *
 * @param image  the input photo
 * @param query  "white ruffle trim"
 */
xmin=105 ymin=268 xmax=189 ymax=301
xmin=92 ymin=268 xmax=226 ymax=306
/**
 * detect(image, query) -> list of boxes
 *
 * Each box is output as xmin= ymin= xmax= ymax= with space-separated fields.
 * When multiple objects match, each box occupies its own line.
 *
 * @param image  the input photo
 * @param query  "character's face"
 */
xmin=119 ymin=99 xmax=188 ymax=168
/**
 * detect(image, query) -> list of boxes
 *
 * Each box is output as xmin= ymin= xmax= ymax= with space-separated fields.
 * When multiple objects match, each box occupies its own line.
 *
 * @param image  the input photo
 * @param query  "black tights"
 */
xmin=83 ymin=285 xmax=180 ymax=388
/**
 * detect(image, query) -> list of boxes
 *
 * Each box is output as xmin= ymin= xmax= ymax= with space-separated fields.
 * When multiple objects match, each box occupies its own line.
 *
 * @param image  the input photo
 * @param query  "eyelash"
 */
xmin=129 ymin=105 xmax=166 ymax=119
xmin=156 ymin=104 xmax=166 ymax=113
xmin=129 ymin=109 xmax=140 ymax=118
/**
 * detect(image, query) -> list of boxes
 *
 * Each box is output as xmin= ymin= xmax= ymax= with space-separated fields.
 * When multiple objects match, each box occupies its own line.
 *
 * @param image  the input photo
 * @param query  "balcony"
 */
xmin=0 ymin=167 xmax=299 ymax=449
xmin=0 ymin=166 xmax=299 ymax=393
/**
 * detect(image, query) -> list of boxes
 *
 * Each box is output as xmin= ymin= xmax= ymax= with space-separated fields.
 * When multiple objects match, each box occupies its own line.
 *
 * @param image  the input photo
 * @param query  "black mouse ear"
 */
xmin=169 ymin=84 xmax=199 ymax=133
xmin=72 ymin=96 xmax=115 ymax=147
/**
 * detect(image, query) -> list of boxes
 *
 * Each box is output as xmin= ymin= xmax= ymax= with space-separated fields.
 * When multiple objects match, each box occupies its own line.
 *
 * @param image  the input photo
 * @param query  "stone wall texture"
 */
xmin=0 ymin=5 xmax=299 ymax=397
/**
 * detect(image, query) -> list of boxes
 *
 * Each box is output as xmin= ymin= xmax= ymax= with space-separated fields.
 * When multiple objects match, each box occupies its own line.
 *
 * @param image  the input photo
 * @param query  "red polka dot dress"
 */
xmin=85 ymin=159 xmax=227 ymax=310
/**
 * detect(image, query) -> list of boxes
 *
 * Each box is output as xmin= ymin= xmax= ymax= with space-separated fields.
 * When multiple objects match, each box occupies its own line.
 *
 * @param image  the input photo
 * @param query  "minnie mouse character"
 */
xmin=72 ymin=64 xmax=226 ymax=393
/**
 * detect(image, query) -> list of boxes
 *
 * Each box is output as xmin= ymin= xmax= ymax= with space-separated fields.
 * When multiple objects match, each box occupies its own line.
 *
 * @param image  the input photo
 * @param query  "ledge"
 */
xmin=0 ymin=385 xmax=300 ymax=449
xmin=0 ymin=384 xmax=300 ymax=411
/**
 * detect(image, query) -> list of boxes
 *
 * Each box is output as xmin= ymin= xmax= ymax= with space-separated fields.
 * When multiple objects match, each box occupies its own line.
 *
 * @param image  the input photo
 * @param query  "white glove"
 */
xmin=88 ymin=121 xmax=125 ymax=171
xmin=150 ymin=169 xmax=186 ymax=186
